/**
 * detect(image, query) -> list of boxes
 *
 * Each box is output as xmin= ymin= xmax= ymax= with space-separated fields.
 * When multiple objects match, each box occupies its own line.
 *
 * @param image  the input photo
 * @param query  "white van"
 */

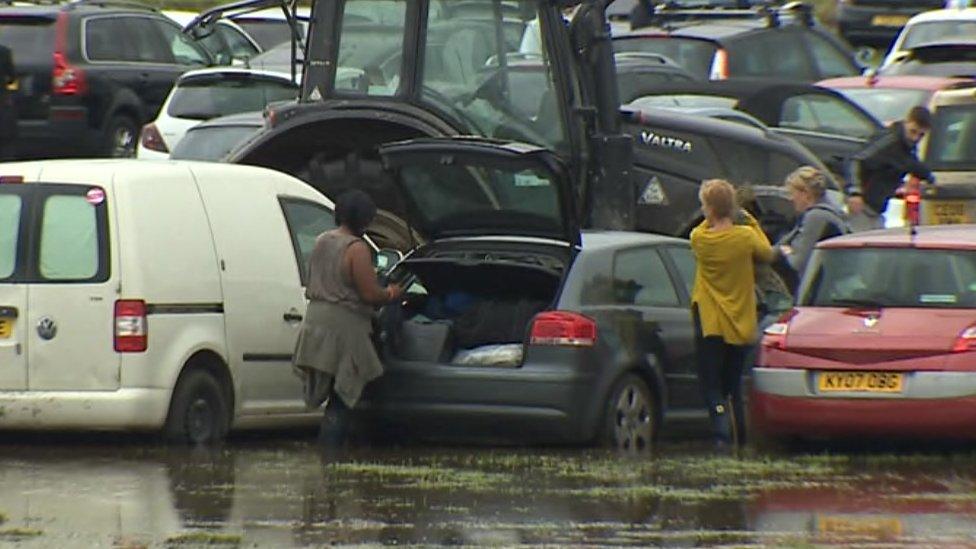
xmin=0 ymin=160 xmax=347 ymax=443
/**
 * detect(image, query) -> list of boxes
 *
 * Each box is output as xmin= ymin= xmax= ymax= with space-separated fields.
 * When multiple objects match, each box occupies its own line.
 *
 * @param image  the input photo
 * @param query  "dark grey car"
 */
xmin=353 ymin=137 xmax=786 ymax=449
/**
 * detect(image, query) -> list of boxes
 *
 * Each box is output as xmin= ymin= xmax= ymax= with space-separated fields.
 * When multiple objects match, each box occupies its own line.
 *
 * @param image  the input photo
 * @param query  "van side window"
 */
xmin=613 ymin=247 xmax=680 ymax=307
xmin=0 ymin=194 xmax=21 ymax=279
xmin=279 ymin=198 xmax=337 ymax=286
xmin=39 ymin=195 xmax=101 ymax=281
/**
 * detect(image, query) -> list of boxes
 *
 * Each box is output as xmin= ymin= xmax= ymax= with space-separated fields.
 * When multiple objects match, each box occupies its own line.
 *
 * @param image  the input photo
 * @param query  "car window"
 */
xmin=831 ymin=88 xmax=930 ymax=125
xmin=612 ymin=247 xmax=680 ymax=307
xmin=38 ymin=194 xmax=100 ymax=281
xmin=85 ymin=18 xmax=133 ymax=61
xmin=805 ymin=32 xmax=857 ymax=78
xmin=926 ymin=104 xmax=976 ymax=171
xmin=218 ymin=24 xmax=260 ymax=59
xmin=279 ymin=198 xmax=337 ymax=286
xmin=902 ymin=21 xmax=976 ymax=50
xmin=119 ymin=17 xmax=175 ymax=64
xmin=779 ymin=94 xmax=877 ymax=139
xmin=727 ymin=30 xmax=814 ymax=81
xmin=170 ymin=124 xmax=261 ymax=161
xmin=0 ymin=194 xmax=20 ymax=280
xmin=802 ymin=247 xmax=976 ymax=308
xmin=167 ymin=77 xmax=298 ymax=120
xmin=153 ymin=18 xmax=211 ymax=66
xmin=612 ymin=37 xmax=718 ymax=79
xmin=0 ymin=17 xmax=56 ymax=64
xmin=664 ymin=246 xmax=695 ymax=297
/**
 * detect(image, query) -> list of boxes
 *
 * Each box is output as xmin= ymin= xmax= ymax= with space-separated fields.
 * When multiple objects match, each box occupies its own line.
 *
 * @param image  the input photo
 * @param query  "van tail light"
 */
xmin=529 ymin=311 xmax=596 ymax=347
xmin=761 ymin=308 xmax=798 ymax=351
xmin=952 ymin=325 xmax=976 ymax=352
xmin=710 ymin=48 xmax=729 ymax=80
xmin=52 ymin=13 xmax=86 ymax=96
xmin=114 ymin=300 xmax=147 ymax=353
xmin=140 ymin=123 xmax=169 ymax=153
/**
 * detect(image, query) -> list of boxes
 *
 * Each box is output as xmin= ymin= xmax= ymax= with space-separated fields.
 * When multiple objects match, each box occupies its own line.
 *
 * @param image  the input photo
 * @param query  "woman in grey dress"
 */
xmin=292 ymin=189 xmax=402 ymax=443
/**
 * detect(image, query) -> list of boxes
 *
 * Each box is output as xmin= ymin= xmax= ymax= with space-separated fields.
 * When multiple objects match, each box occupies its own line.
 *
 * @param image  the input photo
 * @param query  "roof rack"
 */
xmin=639 ymin=0 xmax=814 ymax=29
xmin=65 ymin=0 xmax=156 ymax=11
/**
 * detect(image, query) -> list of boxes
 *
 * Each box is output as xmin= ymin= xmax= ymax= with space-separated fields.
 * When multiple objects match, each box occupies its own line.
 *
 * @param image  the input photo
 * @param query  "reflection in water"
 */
xmin=0 ymin=439 xmax=975 ymax=546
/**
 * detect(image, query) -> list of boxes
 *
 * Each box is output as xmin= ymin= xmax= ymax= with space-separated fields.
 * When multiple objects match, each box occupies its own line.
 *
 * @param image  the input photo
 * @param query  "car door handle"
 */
xmin=283 ymin=312 xmax=303 ymax=322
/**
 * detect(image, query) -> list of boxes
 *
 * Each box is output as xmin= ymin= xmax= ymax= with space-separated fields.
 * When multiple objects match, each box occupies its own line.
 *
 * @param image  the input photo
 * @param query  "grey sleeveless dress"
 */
xmin=292 ymin=231 xmax=383 ymax=409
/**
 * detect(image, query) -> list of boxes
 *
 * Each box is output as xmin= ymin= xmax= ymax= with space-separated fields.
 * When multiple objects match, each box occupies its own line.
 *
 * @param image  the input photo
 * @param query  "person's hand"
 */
xmin=846 ymin=195 xmax=864 ymax=215
xmin=779 ymin=245 xmax=793 ymax=256
xmin=385 ymin=284 xmax=403 ymax=303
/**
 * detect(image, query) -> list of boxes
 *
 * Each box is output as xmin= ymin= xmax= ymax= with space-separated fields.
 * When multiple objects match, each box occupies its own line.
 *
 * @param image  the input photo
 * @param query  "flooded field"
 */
xmin=1 ymin=436 xmax=976 ymax=547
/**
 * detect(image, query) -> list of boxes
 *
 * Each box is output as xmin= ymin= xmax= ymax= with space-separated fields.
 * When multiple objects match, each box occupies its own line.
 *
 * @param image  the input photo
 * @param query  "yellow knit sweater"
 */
xmin=690 ymin=214 xmax=774 ymax=345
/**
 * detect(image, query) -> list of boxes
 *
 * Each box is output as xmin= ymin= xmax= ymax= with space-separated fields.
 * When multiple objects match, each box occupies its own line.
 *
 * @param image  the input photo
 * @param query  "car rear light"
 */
xmin=710 ymin=49 xmax=729 ymax=80
xmin=529 ymin=311 xmax=596 ymax=347
xmin=761 ymin=308 xmax=798 ymax=350
xmin=953 ymin=325 xmax=976 ymax=352
xmin=140 ymin=123 xmax=169 ymax=153
xmin=52 ymin=13 xmax=86 ymax=96
xmin=114 ymin=300 xmax=147 ymax=353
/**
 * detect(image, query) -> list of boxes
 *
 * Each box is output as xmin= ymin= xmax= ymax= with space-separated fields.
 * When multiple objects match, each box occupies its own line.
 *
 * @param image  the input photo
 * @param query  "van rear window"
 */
xmin=0 ymin=17 xmax=56 ymax=65
xmin=0 ymin=194 xmax=21 ymax=279
xmin=801 ymin=247 xmax=976 ymax=308
xmin=39 ymin=195 xmax=100 ymax=280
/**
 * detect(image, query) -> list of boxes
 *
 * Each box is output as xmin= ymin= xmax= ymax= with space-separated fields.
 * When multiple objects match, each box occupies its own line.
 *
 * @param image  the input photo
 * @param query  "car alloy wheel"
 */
xmin=606 ymin=373 xmax=655 ymax=452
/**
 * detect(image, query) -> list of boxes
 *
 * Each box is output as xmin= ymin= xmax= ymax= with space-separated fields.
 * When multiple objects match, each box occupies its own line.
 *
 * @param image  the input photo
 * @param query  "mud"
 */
xmin=1 ymin=436 xmax=975 ymax=547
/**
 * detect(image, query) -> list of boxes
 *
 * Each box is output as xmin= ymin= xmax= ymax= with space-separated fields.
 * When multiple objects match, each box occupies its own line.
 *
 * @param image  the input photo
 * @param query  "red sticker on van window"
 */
xmin=86 ymin=188 xmax=105 ymax=205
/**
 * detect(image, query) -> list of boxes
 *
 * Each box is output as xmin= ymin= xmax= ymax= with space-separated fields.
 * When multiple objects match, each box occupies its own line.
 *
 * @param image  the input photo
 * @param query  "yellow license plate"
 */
xmin=926 ymin=200 xmax=970 ymax=225
xmin=871 ymin=14 xmax=910 ymax=26
xmin=0 ymin=319 xmax=10 ymax=339
xmin=5 ymin=80 xmax=16 ymax=92
xmin=818 ymin=515 xmax=903 ymax=538
xmin=818 ymin=371 xmax=903 ymax=393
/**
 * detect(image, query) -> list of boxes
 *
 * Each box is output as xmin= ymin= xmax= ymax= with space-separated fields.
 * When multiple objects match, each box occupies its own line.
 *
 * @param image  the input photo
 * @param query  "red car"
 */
xmin=751 ymin=225 xmax=976 ymax=441
xmin=818 ymin=74 xmax=974 ymax=125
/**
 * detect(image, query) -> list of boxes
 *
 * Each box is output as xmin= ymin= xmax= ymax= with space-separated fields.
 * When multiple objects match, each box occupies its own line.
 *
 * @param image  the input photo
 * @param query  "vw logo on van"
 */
xmin=36 ymin=317 xmax=57 ymax=340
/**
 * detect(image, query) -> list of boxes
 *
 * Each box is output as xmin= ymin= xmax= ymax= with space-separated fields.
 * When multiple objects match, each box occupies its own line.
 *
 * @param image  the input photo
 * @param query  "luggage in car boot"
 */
xmin=395 ymin=317 xmax=455 ymax=362
xmin=453 ymin=298 xmax=548 ymax=349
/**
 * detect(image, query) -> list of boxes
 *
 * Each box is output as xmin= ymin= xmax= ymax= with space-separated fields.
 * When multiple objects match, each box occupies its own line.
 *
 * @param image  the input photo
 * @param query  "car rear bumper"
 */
xmin=751 ymin=368 xmax=976 ymax=438
xmin=16 ymin=109 xmax=102 ymax=157
xmin=0 ymin=388 xmax=171 ymax=430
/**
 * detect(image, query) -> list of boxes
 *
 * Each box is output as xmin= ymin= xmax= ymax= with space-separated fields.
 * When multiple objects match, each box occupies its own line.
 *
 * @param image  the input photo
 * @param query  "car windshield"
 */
xmin=926 ymin=103 xmax=976 ymax=170
xmin=170 ymin=124 xmax=261 ymax=161
xmin=834 ymin=87 xmax=932 ymax=124
xmin=0 ymin=17 xmax=55 ymax=63
xmin=233 ymin=19 xmax=306 ymax=49
xmin=167 ymin=76 xmax=298 ymax=119
xmin=325 ymin=0 xmax=570 ymax=150
xmin=612 ymin=37 xmax=718 ymax=79
xmin=397 ymin=161 xmax=564 ymax=239
xmin=800 ymin=247 xmax=976 ymax=308
xmin=902 ymin=21 xmax=976 ymax=50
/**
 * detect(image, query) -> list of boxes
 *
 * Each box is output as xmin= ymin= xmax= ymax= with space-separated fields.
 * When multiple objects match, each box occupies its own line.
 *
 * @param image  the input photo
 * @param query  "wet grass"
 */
xmin=0 ymin=527 xmax=43 ymax=538
xmin=164 ymin=532 xmax=242 ymax=546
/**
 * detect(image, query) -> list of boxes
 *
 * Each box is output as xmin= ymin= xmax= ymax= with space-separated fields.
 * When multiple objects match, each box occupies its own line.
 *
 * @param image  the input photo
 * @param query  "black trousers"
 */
xmin=697 ymin=336 xmax=748 ymax=444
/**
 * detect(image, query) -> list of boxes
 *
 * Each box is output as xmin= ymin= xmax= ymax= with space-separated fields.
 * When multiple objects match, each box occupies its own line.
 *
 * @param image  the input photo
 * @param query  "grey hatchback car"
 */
xmin=351 ymin=137 xmax=779 ymax=449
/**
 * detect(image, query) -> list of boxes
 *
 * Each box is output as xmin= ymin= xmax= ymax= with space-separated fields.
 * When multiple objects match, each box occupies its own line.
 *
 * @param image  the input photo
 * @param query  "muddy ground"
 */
xmin=1 ymin=434 xmax=975 ymax=547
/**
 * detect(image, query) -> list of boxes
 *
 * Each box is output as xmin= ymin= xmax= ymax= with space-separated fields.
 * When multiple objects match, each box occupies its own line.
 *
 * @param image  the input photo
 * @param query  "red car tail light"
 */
xmin=529 ymin=311 xmax=596 ymax=347
xmin=51 ymin=13 xmax=86 ymax=96
xmin=762 ymin=308 xmax=798 ymax=350
xmin=115 ymin=300 xmax=148 ymax=352
xmin=953 ymin=325 xmax=976 ymax=352
xmin=710 ymin=49 xmax=729 ymax=80
xmin=140 ymin=123 xmax=168 ymax=153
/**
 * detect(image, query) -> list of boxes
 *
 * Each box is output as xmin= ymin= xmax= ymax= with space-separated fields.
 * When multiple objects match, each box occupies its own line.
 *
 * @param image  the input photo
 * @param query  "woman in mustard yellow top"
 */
xmin=691 ymin=179 xmax=774 ymax=447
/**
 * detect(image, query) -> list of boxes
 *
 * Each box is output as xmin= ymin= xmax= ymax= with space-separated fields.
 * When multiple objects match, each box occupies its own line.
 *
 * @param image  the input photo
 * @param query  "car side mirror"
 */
xmin=374 ymin=248 xmax=403 ymax=274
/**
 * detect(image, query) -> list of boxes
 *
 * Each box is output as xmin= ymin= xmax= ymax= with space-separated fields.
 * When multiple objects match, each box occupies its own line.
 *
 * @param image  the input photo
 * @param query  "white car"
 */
xmin=881 ymin=8 xmax=976 ymax=69
xmin=228 ymin=7 xmax=311 ymax=50
xmin=137 ymin=67 xmax=298 ymax=159
xmin=164 ymin=10 xmax=262 ymax=65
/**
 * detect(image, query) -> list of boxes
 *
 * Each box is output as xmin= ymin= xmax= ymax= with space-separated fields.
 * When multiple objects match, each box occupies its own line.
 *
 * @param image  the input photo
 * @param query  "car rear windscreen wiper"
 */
xmin=821 ymin=298 xmax=885 ymax=309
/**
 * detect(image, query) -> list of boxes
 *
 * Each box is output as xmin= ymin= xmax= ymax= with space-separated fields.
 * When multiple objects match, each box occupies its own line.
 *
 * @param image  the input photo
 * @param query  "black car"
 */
xmin=625 ymin=78 xmax=882 ymax=177
xmin=355 ymin=137 xmax=788 ymax=448
xmin=623 ymin=105 xmax=845 ymax=239
xmin=879 ymin=42 xmax=976 ymax=79
xmin=0 ymin=0 xmax=213 ymax=159
xmin=835 ymin=0 xmax=944 ymax=51
xmin=612 ymin=4 xmax=861 ymax=82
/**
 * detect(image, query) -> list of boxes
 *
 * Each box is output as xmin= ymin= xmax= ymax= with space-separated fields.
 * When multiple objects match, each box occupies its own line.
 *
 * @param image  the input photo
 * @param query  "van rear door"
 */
xmin=26 ymin=184 xmax=117 ymax=390
xmin=0 ymin=184 xmax=28 ymax=390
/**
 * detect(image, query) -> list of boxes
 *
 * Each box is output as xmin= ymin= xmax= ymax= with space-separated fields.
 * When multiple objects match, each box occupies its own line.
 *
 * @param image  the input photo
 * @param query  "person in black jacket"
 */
xmin=846 ymin=105 xmax=933 ymax=231
xmin=0 ymin=43 xmax=16 ymax=160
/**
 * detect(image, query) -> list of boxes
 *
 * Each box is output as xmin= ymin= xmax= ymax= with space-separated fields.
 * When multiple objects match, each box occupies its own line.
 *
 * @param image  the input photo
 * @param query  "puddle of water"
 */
xmin=1 ymin=438 xmax=975 ymax=546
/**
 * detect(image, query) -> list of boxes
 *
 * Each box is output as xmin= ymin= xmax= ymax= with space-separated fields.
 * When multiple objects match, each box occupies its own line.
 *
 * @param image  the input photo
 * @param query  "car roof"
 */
xmin=905 ymin=7 xmax=976 ymax=24
xmin=818 ymin=224 xmax=976 ymax=250
xmin=819 ymin=75 xmax=975 ymax=91
xmin=0 ymin=2 xmax=156 ymax=16
xmin=581 ymin=230 xmax=688 ymax=250
xmin=190 ymin=110 xmax=265 ymax=129
xmin=175 ymin=66 xmax=297 ymax=84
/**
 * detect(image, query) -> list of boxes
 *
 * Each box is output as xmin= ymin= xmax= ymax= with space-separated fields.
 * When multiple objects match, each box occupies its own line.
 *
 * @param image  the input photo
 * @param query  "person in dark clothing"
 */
xmin=0 ymin=43 xmax=16 ymax=160
xmin=846 ymin=105 xmax=933 ymax=232
xmin=773 ymin=166 xmax=851 ymax=293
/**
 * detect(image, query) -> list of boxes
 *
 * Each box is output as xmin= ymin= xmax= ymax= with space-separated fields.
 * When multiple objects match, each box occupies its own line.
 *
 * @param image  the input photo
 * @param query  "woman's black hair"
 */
xmin=335 ymin=189 xmax=377 ymax=237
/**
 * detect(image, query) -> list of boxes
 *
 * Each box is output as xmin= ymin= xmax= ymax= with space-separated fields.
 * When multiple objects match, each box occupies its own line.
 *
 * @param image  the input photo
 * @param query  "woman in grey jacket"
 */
xmin=774 ymin=166 xmax=851 ymax=293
